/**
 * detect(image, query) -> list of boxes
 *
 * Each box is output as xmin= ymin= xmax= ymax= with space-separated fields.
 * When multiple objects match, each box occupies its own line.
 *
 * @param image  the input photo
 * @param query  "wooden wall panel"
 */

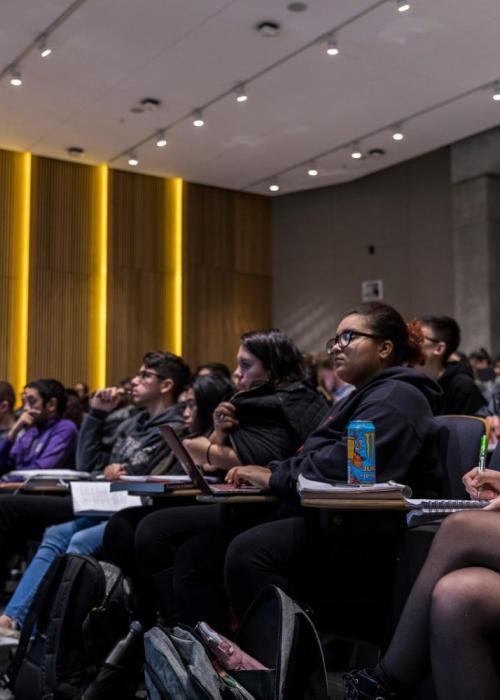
xmin=183 ymin=183 xmax=272 ymax=371
xmin=27 ymin=156 xmax=95 ymax=386
xmin=107 ymin=169 xmax=168 ymax=384
xmin=0 ymin=149 xmax=18 ymax=380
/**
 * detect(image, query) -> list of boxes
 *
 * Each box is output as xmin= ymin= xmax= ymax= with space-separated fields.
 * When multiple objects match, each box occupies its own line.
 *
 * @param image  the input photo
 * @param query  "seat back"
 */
xmin=435 ymin=415 xmax=488 ymax=498
xmin=488 ymin=440 xmax=500 ymax=470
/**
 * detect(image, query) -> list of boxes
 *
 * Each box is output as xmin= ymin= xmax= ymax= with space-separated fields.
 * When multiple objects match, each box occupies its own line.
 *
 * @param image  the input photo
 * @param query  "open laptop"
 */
xmin=160 ymin=425 xmax=264 ymax=496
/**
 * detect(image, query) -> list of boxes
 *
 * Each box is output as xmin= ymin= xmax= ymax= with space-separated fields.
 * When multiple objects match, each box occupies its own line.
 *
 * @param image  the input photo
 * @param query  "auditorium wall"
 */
xmin=272 ymin=148 xmax=454 ymax=352
xmin=0 ymin=148 xmax=272 ymax=395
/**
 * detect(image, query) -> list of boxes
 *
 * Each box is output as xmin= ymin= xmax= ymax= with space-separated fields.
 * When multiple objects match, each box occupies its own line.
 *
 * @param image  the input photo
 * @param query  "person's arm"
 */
xmin=183 ymin=436 xmax=242 ymax=472
xmin=463 ymin=467 xmax=500 ymax=501
xmin=76 ymin=388 xmax=124 ymax=472
xmin=267 ymin=399 xmax=429 ymax=496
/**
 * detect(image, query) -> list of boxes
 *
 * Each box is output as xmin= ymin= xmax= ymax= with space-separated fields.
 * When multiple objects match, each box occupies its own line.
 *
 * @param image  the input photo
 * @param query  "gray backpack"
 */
xmin=144 ymin=586 xmax=328 ymax=700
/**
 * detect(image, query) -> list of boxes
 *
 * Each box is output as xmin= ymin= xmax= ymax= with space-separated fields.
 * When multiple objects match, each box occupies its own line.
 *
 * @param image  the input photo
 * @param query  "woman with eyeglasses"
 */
xmin=188 ymin=302 xmax=440 ymax=635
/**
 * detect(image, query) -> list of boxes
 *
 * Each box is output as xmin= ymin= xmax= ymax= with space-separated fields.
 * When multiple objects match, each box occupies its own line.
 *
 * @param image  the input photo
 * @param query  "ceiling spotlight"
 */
xmin=307 ymin=162 xmax=318 ymax=176
xmin=351 ymin=143 xmax=362 ymax=159
xmin=492 ymin=83 xmax=500 ymax=101
xmin=326 ymin=34 xmax=339 ymax=56
xmin=397 ymin=0 xmax=411 ymax=12
xmin=38 ymin=36 xmax=52 ymax=58
xmin=10 ymin=67 xmax=22 ymax=87
xmin=392 ymin=125 xmax=404 ymax=141
xmin=67 ymin=146 xmax=85 ymax=157
xmin=155 ymin=131 xmax=167 ymax=147
xmin=269 ymin=180 xmax=280 ymax=192
xmin=235 ymin=83 xmax=248 ymax=103
xmin=128 ymin=153 xmax=139 ymax=166
xmin=193 ymin=110 xmax=205 ymax=127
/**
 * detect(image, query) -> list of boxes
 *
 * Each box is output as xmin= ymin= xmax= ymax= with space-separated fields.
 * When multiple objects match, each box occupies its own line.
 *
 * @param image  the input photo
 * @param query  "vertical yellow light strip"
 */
xmin=173 ymin=177 xmax=183 ymax=356
xmin=96 ymin=164 xmax=108 ymax=387
xmin=165 ymin=177 xmax=183 ymax=355
xmin=11 ymin=152 xmax=32 ymax=398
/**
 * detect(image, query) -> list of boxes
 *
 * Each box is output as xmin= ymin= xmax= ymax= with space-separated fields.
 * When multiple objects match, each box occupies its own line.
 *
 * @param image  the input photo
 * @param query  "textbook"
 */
xmin=70 ymin=481 xmax=141 ymax=515
xmin=297 ymin=474 xmax=412 ymax=500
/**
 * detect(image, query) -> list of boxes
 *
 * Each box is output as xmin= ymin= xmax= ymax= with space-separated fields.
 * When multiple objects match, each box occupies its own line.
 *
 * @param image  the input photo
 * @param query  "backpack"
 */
xmin=8 ymin=554 xmax=137 ymax=700
xmin=144 ymin=585 xmax=328 ymax=700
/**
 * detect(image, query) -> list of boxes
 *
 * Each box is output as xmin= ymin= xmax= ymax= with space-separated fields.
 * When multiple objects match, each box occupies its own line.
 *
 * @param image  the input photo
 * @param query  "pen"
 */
xmin=478 ymin=434 xmax=488 ymax=473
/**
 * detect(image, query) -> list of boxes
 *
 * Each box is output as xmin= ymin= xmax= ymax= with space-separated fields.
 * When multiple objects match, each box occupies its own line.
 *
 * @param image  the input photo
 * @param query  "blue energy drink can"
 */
xmin=347 ymin=421 xmax=376 ymax=484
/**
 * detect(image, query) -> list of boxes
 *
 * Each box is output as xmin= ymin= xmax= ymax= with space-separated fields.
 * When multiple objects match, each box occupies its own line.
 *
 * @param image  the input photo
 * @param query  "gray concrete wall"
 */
xmin=272 ymin=148 xmax=454 ymax=352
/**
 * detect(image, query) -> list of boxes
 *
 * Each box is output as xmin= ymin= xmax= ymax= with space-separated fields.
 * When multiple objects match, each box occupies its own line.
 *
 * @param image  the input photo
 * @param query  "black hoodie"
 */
xmin=268 ymin=366 xmax=442 ymax=498
xmin=436 ymin=361 xmax=487 ymax=416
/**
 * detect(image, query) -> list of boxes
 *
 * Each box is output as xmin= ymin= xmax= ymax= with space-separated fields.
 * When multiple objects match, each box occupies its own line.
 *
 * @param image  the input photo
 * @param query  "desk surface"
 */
xmin=300 ymin=498 xmax=407 ymax=510
xmin=0 ymin=481 xmax=69 ymax=495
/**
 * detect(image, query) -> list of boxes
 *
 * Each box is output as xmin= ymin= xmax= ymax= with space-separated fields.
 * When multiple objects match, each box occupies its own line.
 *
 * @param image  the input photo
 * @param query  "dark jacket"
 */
xmin=268 ymin=367 xmax=442 ymax=498
xmin=436 ymin=362 xmax=487 ymax=416
xmin=76 ymin=403 xmax=185 ymax=476
xmin=229 ymin=382 xmax=328 ymax=466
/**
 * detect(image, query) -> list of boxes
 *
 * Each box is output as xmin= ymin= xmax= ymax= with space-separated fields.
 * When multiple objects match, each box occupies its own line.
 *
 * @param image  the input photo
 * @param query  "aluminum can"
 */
xmin=347 ymin=420 xmax=376 ymax=484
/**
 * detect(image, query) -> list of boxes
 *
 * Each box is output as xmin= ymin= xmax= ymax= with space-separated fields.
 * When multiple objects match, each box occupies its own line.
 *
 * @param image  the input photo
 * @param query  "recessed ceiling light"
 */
xmin=255 ymin=21 xmax=280 ymax=37
xmin=67 ymin=146 xmax=85 ymax=157
xmin=269 ymin=180 xmax=280 ymax=192
xmin=397 ymin=0 xmax=410 ymax=12
xmin=128 ymin=153 xmax=139 ymax=166
xmin=155 ymin=131 xmax=167 ymax=147
xmin=193 ymin=109 xmax=204 ymax=127
xmin=492 ymin=83 xmax=500 ymax=101
xmin=10 ymin=67 xmax=22 ymax=87
xmin=368 ymin=148 xmax=386 ymax=158
xmin=287 ymin=2 xmax=308 ymax=12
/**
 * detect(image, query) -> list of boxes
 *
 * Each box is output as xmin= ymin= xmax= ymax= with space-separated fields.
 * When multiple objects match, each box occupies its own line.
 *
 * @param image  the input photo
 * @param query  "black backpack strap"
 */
xmin=9 ymin=554 xmax=69 ymax=684
xmin=41 ymin=555 xmax=89 ymax=696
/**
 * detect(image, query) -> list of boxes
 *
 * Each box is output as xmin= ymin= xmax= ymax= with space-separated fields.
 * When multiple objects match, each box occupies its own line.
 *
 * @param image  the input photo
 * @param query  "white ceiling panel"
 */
xmin=1 ymin=0 xmax=500 ymax=194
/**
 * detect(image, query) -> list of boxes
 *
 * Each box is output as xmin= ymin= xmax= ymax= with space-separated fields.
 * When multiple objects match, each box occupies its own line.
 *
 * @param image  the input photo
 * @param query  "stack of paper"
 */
xmin=297 ymin=475 xmax=412 ymax=500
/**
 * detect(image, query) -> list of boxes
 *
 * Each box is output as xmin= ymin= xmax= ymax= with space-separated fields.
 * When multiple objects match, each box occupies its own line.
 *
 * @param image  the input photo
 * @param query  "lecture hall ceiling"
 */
xmin=1 ymin=0 xmax=500 ymax=195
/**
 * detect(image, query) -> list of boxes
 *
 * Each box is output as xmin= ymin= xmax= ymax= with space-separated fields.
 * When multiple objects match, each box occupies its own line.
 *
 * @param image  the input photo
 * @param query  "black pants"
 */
xmin=224 ymin=511 xmax=406 ymax=641
xmin=106 ymin=500 xmax=298 ymax=633
xmin=0 ymin=494 xmax=74 ymax=555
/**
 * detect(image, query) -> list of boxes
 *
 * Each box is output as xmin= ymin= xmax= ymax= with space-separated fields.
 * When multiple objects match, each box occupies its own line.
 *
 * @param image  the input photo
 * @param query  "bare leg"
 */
xmin=430 ymin=567 xmax=500 ymax=700
xmin=381 ymin=511 xmax=500 ymax=688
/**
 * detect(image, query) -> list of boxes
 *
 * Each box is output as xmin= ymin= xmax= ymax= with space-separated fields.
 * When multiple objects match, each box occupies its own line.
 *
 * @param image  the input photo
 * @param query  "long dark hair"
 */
xmin=240 ymin=329 xmax=305 ymax=387
xmin=190 ymin=374 xmax=234 ymax=435
xmin=347 ymin=302 xmax=423 ymax=366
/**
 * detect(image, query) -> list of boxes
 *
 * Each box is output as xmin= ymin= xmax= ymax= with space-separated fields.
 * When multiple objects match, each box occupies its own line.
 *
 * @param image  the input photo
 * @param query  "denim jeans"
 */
xmin=4 ymin=516 xmax=107 ymax=627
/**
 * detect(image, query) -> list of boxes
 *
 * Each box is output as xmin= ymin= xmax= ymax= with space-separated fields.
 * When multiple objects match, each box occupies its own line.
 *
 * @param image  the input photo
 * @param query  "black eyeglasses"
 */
xmin=326 ymin=330 xmax=382 ymax=354
xmin=135 ymin=369 xmax=167 ymax=382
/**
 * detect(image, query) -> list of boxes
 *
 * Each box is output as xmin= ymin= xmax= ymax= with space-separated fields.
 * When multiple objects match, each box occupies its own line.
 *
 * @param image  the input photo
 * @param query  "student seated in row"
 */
xmin=167 ymin=303 xmax=442 ymax=635
xmin=0 ymin=352 xmax=190 ymax=639
xmin=419 ymin=315 xmax=486 ymax=416
xmin=103 ymin=328 xmax=327 ymax=627
xmin=0 ymin=379 xmax=78 ymax=475
xmin=345 ymin=466 xmax=500 ymax=700
xmin=0 ymin=382 xmax=16 ymax=441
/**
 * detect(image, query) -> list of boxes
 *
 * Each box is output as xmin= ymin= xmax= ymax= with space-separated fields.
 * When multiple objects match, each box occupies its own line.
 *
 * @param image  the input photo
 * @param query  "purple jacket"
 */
xmin=0 ymin=418 xmax=78 ymax=473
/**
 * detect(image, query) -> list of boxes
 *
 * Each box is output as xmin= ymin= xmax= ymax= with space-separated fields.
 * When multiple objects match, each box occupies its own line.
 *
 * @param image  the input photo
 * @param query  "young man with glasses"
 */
xmin=77 ymin=351 xmax=190 ymax=476
xmin=0 ymin=352 xmax=191 ymax=639
xmin=419 ymin=316 xmax=486 ymax=416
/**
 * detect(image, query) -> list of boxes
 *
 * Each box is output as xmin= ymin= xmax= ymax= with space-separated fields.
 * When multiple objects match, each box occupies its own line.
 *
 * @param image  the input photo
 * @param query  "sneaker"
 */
xmin=343 ymin=668 xmax=399 ymax=700
xmin=0 ymin=622 xmax=20 ymax=641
